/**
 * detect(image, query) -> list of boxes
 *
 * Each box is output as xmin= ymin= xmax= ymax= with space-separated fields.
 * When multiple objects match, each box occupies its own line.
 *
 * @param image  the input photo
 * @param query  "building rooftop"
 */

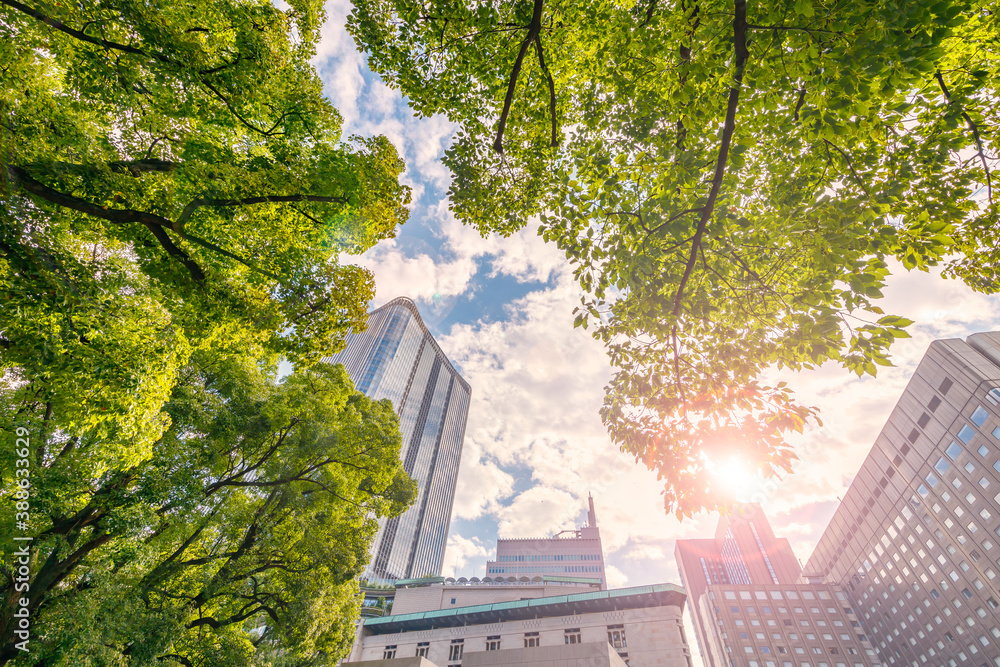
xmin=362 ymin=583 xmax=686 ymax=635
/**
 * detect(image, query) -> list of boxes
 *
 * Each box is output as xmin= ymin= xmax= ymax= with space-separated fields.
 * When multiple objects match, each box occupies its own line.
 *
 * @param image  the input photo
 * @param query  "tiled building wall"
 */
xmin=805 ymin=334 xmax=1000 ymax=667
xmin=698 ymin=584 xmax=878 ymax=667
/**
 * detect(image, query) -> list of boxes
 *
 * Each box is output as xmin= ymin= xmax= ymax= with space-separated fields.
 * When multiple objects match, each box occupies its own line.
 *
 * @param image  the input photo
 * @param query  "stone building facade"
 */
xmin=343 ymin=582 xmax=693 ymax=667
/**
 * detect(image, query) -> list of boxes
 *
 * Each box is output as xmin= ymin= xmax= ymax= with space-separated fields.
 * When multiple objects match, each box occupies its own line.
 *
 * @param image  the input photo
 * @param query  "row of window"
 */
xmin=712 ymin=589 xmax=843 ymax=601
xmin=845 ymin=443 xmax=1000 ymax=667
xmin=381 ymin=625 xmax=627 ymax=660
xmin=496 ymin=553 xmax=601 ymax=562
xmin=735 ymin=644 xmax=865 ymax=656
xmin=486 ymin=565 xmax=603 ymax=574
xmin=733 ymin=662 xmax=875 ymax=667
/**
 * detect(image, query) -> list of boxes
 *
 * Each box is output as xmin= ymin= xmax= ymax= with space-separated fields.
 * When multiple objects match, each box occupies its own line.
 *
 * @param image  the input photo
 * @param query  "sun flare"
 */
xmin=709 ymin=457 xmax=760 ymax=502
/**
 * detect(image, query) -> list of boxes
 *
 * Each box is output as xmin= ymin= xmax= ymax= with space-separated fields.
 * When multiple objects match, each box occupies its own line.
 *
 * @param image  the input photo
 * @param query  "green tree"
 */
xmin=0 ymin=357 xmax=416 ymax=666
xmin=348 ymin=0 xmax=998 ymax=513
xmin=1 ymin=0 xmax=410 ymax=472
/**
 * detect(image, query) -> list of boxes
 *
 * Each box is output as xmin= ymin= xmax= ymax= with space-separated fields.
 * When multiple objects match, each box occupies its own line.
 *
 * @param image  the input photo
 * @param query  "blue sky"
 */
xmin=311 ymin=3 xmax=1000 ymax=663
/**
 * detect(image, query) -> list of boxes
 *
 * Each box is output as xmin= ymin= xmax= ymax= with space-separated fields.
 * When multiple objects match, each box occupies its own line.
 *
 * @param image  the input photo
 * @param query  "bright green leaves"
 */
xmin=0 ymin=355 xmax=415 ymax=665
xmin=1 ymin=1 xmax=412 ymax=660
xmin=1 ymin=0 xmax=410 ymax=491
xmin=350 ymin=0 xmax=998 ymax=515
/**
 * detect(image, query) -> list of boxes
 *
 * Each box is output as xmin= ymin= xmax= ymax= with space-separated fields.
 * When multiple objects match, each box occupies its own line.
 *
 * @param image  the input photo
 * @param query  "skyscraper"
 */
xmin=484 ymin=495 xmax=608 ymax=588
xmin=676 ymin=504 xmax=876 ymax=667
xmin=804 ymin=333 xmax=1000 ymax=665
xmin=324 ymin=297 xmax=471 ymax=581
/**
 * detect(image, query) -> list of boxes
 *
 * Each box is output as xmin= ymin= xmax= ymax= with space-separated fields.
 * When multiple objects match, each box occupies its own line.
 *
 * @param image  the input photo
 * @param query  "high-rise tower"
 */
xmin=804 ymin=332 xmax=1000 ymax=665
xmin=675 ymin=504 xmax=877 ymax=667
xmin=324 ymin=297 xmax=471 ymax=581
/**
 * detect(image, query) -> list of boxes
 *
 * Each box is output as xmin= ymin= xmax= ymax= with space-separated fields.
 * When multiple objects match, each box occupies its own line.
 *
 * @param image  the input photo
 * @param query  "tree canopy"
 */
xmin=349 ymin=0 xmax=999 ymax=514
xmin=0 ymin=357 xmax=416 ymax=666
xmin=1 ymin=0 xmax=417 ymax=662
xmin=2 ymin=0 xmax=410 ymax=470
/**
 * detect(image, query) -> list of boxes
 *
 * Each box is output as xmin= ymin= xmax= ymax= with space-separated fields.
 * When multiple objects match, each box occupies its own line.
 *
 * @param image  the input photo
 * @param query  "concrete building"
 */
xmin=324 ymin=297 xmax=471 ymax=582
xmin=485 ymin=495 xmax=608 ymax=588
xmin=803 ymin=333 xmax=1000 ymax=666
xmin=343 ymin=581 xmax=694 ymax=667
xmin=676 ymin=505 xmax=879 ymax=667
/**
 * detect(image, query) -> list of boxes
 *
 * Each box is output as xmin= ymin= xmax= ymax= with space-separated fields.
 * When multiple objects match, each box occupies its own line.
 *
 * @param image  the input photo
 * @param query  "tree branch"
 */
xmin=532 ymin=35 xmax=559 ymax=147
xmin=746 ymin=23 xmax=844 ymax=36
xmin=934 ymin=70 xmax=993 ymax=206
xmin=109 ymin=158 xmax=177 ymax=177
xmin=0 ymin=0 xmax=172 ymax=63
xmin=493 ymin=0 xmax=545 ymax=153
xmin=7 ymin=165 xmax=207 ymax=281
xmin=822 ymin=139 xmax=872 ymax=198
xmin=671 ymin=0 xmax=748 ymax=317
xmin=792 ymin=88 xmax=807 ymax=122
xmin=175 ymin=194 xmax=349 ymax=231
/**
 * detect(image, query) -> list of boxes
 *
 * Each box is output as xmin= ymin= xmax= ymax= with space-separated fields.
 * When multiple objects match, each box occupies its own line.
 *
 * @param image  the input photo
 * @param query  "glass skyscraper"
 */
xmin=324 ymin=297 xmax=471 ymax=581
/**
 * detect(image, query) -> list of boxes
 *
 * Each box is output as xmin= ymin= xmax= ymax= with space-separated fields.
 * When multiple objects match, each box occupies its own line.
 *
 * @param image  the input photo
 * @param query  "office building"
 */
xmin=484 ymin=495 xmax=608 ymax=588
xmin=343 ymin=579 xmax=693 ymax=667
xmin=324 ymin=297 xmax=471 ymax=581
xmin=803 ymin=333 xmax=1000 ymax=666
xmin=344 ymin=497 xmax=693 ymax=667
xmin=676 ymin=504 xmax=878 ymax=667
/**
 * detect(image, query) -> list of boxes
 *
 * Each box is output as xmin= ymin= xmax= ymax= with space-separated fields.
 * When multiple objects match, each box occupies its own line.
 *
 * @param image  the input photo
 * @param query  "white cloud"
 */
xmin=495 ymin=486 xmax=581 ymax=539
xmin=604 ymin=565 xmax=628 ymax=588
xmin=451 ymin=440 xmax=516 ymax=522
xmin=442 ymin=534 xmax=491 ymax=578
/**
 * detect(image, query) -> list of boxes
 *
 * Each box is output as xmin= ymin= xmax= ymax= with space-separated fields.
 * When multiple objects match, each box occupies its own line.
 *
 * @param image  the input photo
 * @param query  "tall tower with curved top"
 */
xmin=324 ymin=297 xmax=471 ymax=581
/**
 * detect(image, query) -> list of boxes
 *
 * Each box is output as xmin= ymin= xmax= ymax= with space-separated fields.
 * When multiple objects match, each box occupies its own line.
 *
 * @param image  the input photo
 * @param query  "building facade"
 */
xmin=343 ymin=582 xmax=694 ymax=667
xmin=324 ymin=297 xmax=471 ymax=581
xmin=676 ymin=505 xmax=879 ymax=667
xmin=803 ymin=333 xmax=1000 ymax=666
xmin=485 ymin=496 xmax=608 ymax=588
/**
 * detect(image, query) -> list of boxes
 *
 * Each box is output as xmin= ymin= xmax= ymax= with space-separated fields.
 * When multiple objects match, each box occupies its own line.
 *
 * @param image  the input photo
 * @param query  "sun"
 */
xmin=709 ymin=457 xmax=760 ymax=502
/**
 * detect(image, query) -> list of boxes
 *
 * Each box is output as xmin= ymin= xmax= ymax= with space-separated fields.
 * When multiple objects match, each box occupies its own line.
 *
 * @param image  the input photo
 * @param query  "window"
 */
xmin=971 ymin=406 xmax=989 ymax=426
xmin=524 ymin=632 xmax=539 ymax=648
xmin=935 ymin=457 xmax=951 ymax=473
xmin=486 ymin=635 xmax=501 ymax=651
xmin=416 ymin=642 xmax=430 ymax=657
xmin=449 ymin=640 xmax=464 ymax=661
xmin=383 ymin=646 xmax=397 ymax=659
xmin=564 ymin=629 xmax=581 ymax=645
xmin=959 ymin=425 xmax=976 ymax=444
xmin=946 ymin=442 xmax=962 ymax=460
xmin=450 ymin=598 xmax=457 ymax=604
xmin=608 ymin=625 xmax=627 ymax=648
